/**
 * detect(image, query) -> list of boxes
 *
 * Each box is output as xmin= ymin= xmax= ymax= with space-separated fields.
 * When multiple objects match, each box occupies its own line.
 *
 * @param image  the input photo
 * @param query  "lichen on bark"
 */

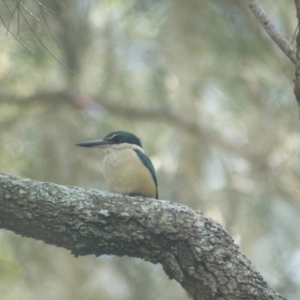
xmin=0 ymin=173 xmax=286 ymax=300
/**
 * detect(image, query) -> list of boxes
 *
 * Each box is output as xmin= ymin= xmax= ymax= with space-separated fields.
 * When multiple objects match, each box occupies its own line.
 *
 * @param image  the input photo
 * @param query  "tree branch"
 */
xmin=0 ymin=91 xmax=201 ymax=134
xmin=0 ymin=91 xmax=75 ymax=106
xmin=0 ymin=173 xmax=286 ymax=300
xmin=247 ymin=0 xmax=296 ymax=64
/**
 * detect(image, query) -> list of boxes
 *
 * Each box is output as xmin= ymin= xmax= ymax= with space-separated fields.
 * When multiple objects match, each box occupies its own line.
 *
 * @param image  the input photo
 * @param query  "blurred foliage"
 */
xmin=0 ymin=0 xmax=299 ymax=299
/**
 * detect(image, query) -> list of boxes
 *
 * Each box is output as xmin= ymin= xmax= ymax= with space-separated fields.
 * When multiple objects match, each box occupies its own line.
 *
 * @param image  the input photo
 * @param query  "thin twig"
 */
xmin=247 ymin=0 xmax=296 ymax=64
xmin=40 ymin=9 xmax=61 ymax=48
xmin=0 ymin=13 xmax=35 ymax=53
xmin=34 ymin=0 xmax=59 ymax=15
xmin=292 ymin=25 xmax=298 ymax=44
xmin=16 ymin=6 xmax=77 ymax=75
xmin=13 ymin=0 xmax=40 ymax=22
xmin=2 ymin=0 xmax=18 ymax=36
xmin=293 ymin=0 xmax=300 ymax=109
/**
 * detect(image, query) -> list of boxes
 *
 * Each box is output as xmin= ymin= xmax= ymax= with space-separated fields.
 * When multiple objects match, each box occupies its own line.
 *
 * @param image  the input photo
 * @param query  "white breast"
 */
xmin=102 ymin=145 xmax=156 ymax=198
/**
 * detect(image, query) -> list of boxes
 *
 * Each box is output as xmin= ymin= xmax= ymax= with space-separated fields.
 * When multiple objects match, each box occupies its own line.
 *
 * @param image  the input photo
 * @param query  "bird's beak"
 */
xmin=76 ymin=139 xmax=112 ymax=148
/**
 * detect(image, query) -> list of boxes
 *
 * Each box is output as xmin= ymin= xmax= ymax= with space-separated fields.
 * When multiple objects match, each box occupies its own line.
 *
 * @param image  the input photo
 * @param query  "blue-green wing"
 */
xmin=134 ymin=149 xmax=158 ymax=199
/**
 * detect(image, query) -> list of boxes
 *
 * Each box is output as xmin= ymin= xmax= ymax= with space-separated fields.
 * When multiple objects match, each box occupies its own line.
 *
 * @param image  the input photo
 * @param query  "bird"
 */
xmin=76 ymin=131 xmax=158 ymax=199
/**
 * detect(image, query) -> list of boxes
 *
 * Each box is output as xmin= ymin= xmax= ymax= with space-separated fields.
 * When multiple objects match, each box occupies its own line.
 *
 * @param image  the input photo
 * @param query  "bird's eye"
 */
xmin=113 ymin=135 xmax=120 ymax=142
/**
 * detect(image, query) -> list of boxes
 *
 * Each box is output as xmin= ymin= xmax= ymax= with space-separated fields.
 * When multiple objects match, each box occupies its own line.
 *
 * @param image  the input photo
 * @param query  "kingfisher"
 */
xmin=76 ymin=131 xmax=158 ymax=199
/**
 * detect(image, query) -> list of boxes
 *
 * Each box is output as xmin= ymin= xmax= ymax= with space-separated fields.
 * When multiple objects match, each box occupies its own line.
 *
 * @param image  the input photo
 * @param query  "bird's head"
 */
xmin=76 ymin=131 xmax=143 ymax=150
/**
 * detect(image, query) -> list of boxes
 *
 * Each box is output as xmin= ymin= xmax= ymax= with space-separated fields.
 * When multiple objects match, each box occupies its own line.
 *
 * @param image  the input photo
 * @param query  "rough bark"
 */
xmin=248 ymin=0 xmax=296 ymax=64
xmin=0 ymin=173 xmax=286 ymax=300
